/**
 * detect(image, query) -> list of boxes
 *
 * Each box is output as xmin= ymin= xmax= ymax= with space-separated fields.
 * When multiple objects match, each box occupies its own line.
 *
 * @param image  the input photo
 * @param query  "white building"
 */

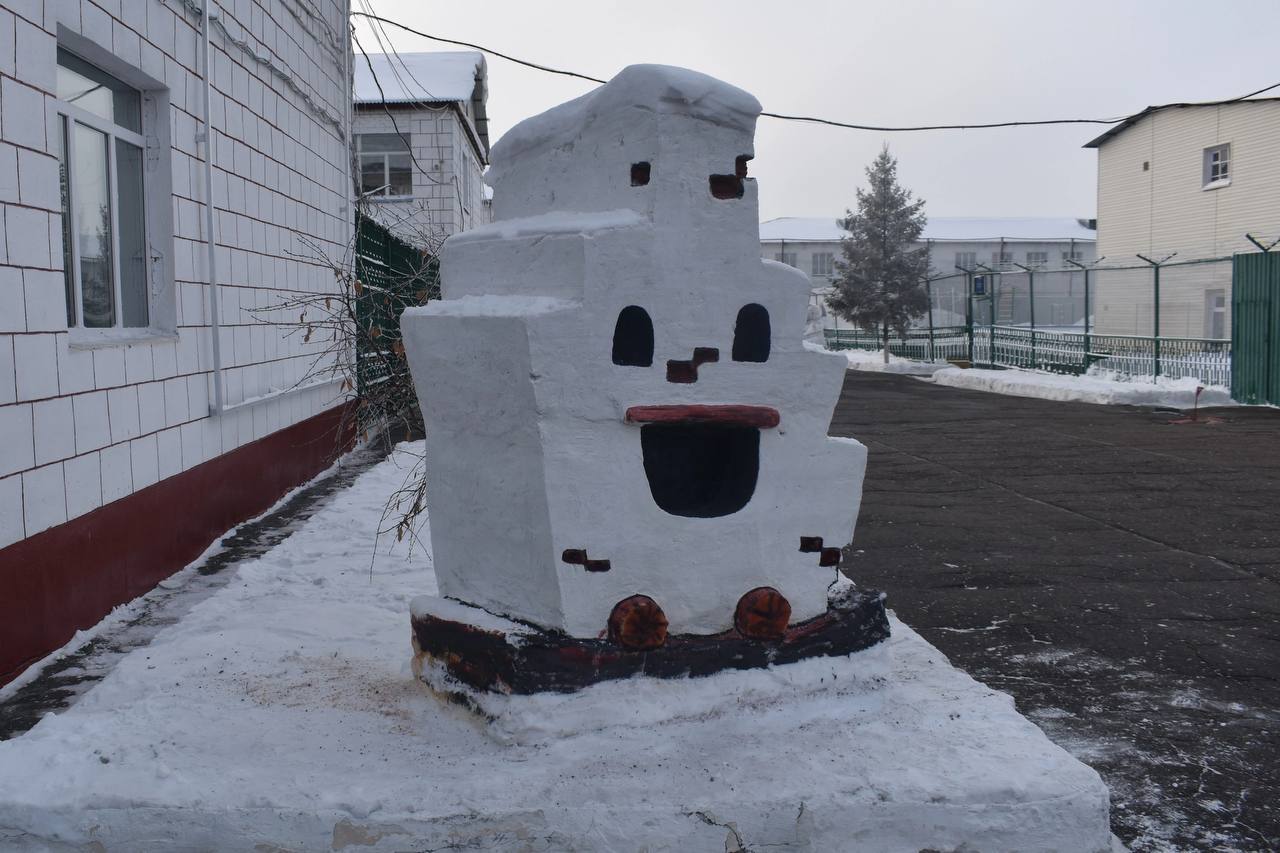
xmin=1084 ymin=98 xmax=1280 ymax=337
xmin=759 ymin=216 xmax=1097 ymax=285
xmin=0 ymin=0 xmax=352 ymax=686
xmin=760 ymin=216 xmax=1097 ymax=328
xmin=352 ymin=52 xmax=490 ymax=248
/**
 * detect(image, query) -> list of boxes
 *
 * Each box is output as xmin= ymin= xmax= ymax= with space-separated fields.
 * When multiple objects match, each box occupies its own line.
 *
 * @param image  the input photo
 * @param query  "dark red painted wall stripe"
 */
xmin=0 ymin=404 xmax=354 ymax=686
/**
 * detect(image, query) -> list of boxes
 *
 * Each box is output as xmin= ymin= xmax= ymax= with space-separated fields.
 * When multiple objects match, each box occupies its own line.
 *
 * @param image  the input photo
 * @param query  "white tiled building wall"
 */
xmin=0 ymin=0 xmax=353 ymax=549
xmin=355 ymin=105 xmax=486 ymax=246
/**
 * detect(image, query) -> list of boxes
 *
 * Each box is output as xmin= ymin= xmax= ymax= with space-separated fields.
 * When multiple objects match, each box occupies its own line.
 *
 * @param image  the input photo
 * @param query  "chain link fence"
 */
xmin=823 ymin=255 xmax=1237 ymax=386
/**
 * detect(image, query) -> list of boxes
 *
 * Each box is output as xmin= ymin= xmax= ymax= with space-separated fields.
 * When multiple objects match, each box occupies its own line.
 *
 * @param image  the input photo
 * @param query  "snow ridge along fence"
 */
xmin=824 ymin=254 xmax=1245 ymax=388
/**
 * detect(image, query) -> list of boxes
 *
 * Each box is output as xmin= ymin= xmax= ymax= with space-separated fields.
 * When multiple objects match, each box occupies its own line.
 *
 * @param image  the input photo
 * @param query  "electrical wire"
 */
xmin=351 ymin=29 xmax=448 ymax=187
xmin=351 ymin=11 xmax=1280 ymax=134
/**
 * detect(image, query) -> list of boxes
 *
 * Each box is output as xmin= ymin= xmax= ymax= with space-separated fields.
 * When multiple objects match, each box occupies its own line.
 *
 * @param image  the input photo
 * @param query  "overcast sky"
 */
xmin=354 ymin=0 xmax=1280 ymax=222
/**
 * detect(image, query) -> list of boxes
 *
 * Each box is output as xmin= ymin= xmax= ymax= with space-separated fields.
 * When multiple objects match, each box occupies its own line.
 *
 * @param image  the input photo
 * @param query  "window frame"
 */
xmin=1202 ymin=143 xmax=1231 ymax=189
xmin=1025 ymin=251 xmax=1049 ymax=267
xmin=53 ymin=27 xmax=175 ymax=348
xmin=355 ymin=132 xmax=414 ymax=200
xmin=55 ymin=52 xmax=150 ymax=332
xmin=811 ymin=252 xmax=834 ymax=278
xmin=774 ymin=251 xmax=797 ymax=268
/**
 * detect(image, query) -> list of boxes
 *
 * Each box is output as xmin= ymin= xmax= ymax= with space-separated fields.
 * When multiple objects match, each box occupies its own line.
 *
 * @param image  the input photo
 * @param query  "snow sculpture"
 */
xmin=401 ymin=64 xmax=889 ymax=693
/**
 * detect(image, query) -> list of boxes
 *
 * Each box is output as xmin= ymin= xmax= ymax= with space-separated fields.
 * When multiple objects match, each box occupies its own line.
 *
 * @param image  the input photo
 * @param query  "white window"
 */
xmin=1202 ymin=143 xmax=1230 ymax=188
xmin=991 ymin=250 xmax=1013 ymax=268
xmin=1025 ymin=251 xmax=1048 ymax=266
xmin=56 ymin=49 xmax=150 ymax=329
xmin=1205 ymin=289 xmax=1226 ymax=339
xmin=775 ymin=252 xmax=797 ymax=268
xmin=356 ymin=133 xmax=413 ymax=198
xmin=1061 ymin=250 xmax=1084 ymax=263
xmin=811 ymin=252 xmax=834 ymax=277
xmin=954 ymin=251 xmax=976 ymax=270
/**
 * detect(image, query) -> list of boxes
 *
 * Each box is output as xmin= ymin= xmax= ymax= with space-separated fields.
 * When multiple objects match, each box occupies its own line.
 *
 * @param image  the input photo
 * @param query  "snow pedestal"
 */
xmin=401 ymin=64 xmax=888 ymax=691
xmin=0 ymin=449 xmax=1114 ymax=851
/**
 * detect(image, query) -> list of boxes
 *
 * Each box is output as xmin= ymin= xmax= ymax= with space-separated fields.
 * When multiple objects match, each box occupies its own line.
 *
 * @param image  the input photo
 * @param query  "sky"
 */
xmin=353 ymin=0 xmax=1280 ymax=222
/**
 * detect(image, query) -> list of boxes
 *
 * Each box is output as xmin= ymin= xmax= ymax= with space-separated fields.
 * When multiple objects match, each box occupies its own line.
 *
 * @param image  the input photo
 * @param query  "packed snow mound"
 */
xmin=931 ymin=366 xmax=1234 ymax=408
xmin=488 ymin=64 xmax=761 ymax=180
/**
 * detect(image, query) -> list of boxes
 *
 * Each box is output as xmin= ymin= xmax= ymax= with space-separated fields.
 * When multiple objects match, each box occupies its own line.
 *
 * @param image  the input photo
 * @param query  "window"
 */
xmin=954 ymin=251 xmax=977 ymax=270
xmin=356 ymin=133 xmax=412 ymax=198
xmin=1205 ymin=289 xmax=1226 ymax=339
xmin=1061 ymin=250 xmax=1084 ymax=263
xmin=811 ymin=252 xmax=834 ymax=277
xmin=1203 ymin=143 xmax=1230 ymax=187
xmin=1025 ymin=251 xmax=1048 ymax=267
xmin=991 ymin=250 xmax=1013 ymax=268
xmin=775 ymin=252 xmax=797 ymax=268
xmin=56 ymin=49 xmax=149 ymax=329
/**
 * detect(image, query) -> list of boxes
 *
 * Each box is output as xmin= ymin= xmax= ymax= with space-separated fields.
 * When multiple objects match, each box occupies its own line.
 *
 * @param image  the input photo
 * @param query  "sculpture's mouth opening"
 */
xmin=640 ymin=423 xmax=759 ymax=518
xmin=625 ymin=405 xmax=779 ymax=519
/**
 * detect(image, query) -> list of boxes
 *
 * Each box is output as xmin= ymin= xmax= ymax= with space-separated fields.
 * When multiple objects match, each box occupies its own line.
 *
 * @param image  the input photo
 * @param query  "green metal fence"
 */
xmin=1231 ymin=251 xmax=1280 ymax=405
xmin=825 ymin=326 xmax=969 ymax=362
xmin=354 ymin=214 xmax=438 ymax=396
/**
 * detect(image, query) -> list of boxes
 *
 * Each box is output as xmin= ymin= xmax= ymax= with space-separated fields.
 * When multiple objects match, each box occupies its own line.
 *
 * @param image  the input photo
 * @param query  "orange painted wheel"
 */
xmin=608 ymin=595 xmax=669 ymax=650
xmin=734 ymin=587 xmax=791 ymax=641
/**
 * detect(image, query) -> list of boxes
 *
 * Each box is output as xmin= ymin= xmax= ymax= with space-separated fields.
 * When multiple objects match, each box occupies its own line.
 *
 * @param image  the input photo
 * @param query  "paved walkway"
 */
xmin=831 ymin=371 xmax=1280 ymax=852
xmin=0 ymin=442 xmax=389 ymax=741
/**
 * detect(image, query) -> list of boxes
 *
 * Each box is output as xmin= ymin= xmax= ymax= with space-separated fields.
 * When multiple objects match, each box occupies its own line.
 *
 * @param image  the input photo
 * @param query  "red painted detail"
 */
xmin=607 ymin=594 xmax=669 ymax=650
xmin=734 ymin=586 xmax=792 ymax=641
xmin=625 ymin=404 xmax=780 ymax=429
xmin=799 ymin=536 xmax=824 ymax=553
xmin=561 ymin=548 xmax=611 ymax=572
xmin=819 ymin=547 xmax=842 ymax=567
xmin=0 ymin=404 xmax=355 ymax=687
xmin=665 ymin=346 xmax=719 ymax=383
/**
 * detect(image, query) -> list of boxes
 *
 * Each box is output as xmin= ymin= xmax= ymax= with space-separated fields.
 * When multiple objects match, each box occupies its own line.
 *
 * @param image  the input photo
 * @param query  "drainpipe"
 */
xmin=200 ymin=0 xmax=224 ymax=415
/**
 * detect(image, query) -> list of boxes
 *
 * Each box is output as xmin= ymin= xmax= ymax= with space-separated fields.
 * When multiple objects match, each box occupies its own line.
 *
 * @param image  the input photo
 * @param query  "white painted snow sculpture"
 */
xmin=401 ymin=64 xmax=888 ymax=694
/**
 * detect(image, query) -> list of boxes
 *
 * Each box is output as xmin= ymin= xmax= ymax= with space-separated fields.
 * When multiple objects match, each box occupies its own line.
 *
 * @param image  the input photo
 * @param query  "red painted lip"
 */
xmin=624 ymin=404 xmax=780 ymax=429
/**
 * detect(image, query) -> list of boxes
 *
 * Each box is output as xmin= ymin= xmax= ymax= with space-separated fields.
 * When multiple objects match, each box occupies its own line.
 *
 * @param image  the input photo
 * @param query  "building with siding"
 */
xmin=0 ymin=0 xmax=353 ymax=685
xmin=1084 ymin=98 xmax=1280 ymax=336
xmin=352 ymin=52 xmax=490 ymax=248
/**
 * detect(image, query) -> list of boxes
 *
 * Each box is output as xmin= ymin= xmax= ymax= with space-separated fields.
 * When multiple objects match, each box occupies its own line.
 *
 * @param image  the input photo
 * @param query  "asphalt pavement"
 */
xmin=831 ymin=371 xmax=1280 ymax=852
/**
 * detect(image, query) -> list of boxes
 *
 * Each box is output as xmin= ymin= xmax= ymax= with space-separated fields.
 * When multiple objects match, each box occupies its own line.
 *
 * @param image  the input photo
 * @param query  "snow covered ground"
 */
xmin=804 ymin=341 xmax=944 ymax=375
xmin=812 ymin=342 xmax=1235 ymax=409
xmin=929 ymin=367 xmax=1234 ymax=409
xmin=0 ymin=444 xmax=1113 ymax=852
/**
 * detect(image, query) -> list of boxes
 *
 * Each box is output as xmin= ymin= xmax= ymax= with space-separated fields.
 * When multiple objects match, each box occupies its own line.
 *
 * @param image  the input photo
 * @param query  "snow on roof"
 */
xmin=353 ymin=51 xmax=485 ymax=105
xmin=759 ymin=216 xmax=1097 ymax=243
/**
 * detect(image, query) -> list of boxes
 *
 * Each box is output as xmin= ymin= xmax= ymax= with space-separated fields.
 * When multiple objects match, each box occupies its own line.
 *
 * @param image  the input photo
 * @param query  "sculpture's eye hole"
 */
xmin=630 ymin=162 xmax=651 ymax=186
xmin=709 ymin=155 xmax=751 ymax=199
xmin=732 ymin=303 xmax=770 ymax=362
xmin=612 ymin=305 xmax=654 ymax=366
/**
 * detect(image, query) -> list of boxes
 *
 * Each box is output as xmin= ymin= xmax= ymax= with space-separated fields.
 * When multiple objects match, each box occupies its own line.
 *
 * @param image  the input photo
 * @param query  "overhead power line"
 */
xmin=351 ymin=11 xmax=1280 ymax=134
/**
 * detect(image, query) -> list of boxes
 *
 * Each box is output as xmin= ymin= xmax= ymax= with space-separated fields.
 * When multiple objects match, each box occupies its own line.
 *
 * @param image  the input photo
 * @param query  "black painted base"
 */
xmin=410 ymin=586 xmax=891 ymax=695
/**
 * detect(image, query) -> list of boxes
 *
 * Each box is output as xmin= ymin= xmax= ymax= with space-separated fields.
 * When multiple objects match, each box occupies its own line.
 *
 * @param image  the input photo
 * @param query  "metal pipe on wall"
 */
xmin=200 ymin=0 xmax=225 ymax=415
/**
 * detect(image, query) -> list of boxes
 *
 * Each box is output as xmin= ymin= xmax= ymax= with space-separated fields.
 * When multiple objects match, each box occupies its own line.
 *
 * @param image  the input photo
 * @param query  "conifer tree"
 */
xmin=828 ymin=146 xmax=930 ymax=362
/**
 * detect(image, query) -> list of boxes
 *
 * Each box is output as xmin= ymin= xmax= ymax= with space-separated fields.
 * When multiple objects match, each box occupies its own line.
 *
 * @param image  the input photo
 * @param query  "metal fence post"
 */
xmin=925 ymin=277 xmax=935 ymax=361
xmin=1153 ymin=263 xmax=1161 ymax=378
xmin=966 ymin=272 xmax=974 ymax=364
xmin=1137 ymin=253 xmax=1175 ymax=381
